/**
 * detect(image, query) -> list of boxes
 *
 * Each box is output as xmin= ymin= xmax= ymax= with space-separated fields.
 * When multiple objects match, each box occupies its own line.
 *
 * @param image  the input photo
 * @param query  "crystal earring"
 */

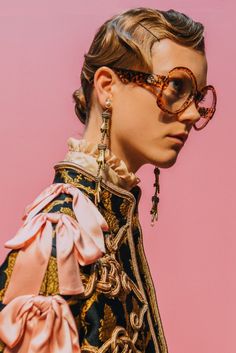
xmin=150 ymin=167 xmax=160 ymax=226
xmin=95 ymin=98 xmax=112 ymax=205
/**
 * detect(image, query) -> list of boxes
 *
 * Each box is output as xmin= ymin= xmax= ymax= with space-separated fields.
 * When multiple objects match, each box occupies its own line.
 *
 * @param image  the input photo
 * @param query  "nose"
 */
xmin=177 ymin=101 xmax=201 ymax=127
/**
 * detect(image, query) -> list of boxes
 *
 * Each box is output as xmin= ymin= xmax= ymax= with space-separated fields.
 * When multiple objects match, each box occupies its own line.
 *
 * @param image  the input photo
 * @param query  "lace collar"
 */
xmin=63 ymin=137 xmax=141 ymax=191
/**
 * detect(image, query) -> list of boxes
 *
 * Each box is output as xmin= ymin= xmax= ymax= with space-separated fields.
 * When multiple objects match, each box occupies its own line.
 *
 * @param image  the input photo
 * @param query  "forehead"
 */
xmin=151 ymin=38 xmax=208 ymax=89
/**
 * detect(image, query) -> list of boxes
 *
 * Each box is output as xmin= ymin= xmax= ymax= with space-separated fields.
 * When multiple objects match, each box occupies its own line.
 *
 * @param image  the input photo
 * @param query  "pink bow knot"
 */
xmin=0 ymin=294 xmax=81 ymax=353
xmin=3 ymin=182 xmax=109 ymax=304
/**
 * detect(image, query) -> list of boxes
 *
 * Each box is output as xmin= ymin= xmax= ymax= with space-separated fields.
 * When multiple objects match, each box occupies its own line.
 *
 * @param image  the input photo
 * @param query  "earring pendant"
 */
xmin=150 ymin=167 xmax=160 ymax=226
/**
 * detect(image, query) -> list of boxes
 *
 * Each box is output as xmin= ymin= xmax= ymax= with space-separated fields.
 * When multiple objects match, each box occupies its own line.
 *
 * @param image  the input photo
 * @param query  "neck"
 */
xmin=63 ymin=136 xmax=141 ymax=191
xmin=83 ymin=121 xmax=144 ymax=174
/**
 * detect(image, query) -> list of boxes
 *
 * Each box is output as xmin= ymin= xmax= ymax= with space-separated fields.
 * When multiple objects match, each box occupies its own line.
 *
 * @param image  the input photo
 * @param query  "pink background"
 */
xmin=0 ymin=1 xmax=234 ymax=352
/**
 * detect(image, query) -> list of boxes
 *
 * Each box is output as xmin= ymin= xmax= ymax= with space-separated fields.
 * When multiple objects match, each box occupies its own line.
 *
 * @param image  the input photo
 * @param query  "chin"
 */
xmin=157 ymin=159 xmax=177 ymax=168
xmin=152 ymin=153 xmax=179 ymax=169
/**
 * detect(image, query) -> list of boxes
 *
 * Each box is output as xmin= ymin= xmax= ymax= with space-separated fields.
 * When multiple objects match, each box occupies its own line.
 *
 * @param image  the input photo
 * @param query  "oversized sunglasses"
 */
xmin=107 ymin=66 xmax=217 ymax=131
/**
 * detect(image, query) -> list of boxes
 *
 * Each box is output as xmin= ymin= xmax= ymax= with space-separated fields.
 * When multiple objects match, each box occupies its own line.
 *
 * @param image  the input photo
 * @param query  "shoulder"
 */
xmin=0 ymin=181 xmax=109 ymax=350
xmin=0 ymin=181 xmax=108 ymax=302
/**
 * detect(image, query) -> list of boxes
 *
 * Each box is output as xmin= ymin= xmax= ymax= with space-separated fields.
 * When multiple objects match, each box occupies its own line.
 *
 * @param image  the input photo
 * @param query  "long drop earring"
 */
xmin=95 ymin=98 xmax=112 ymax=205
xmin=150 ymin=167 xmax=160 ymax=226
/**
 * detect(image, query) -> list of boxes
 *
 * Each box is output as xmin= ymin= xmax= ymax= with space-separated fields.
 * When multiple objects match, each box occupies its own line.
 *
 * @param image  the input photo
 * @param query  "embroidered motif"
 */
xmin=119 ymin=198 xmax=130 ymax=217
xmin=100 ymin=208 xmax=120 ymax=233
xmin=58 ymin=169 xmax=96 ymax=196
xmin=81 ymin=338 xmax=99 ymax=353
xmin=98 ymin=326 xmax=143 ymax=353
xmin=41 ymin=196 xmax=73 ymax=213
xmin=0 ymin=165 xmax=169 ymax=353
xmin=80 ymin=291 xmax=99 ymax=334
xmin=100 ymin=191 xmax=120 ymax=233
xmin=0 ymin=252 xmax=18 ymax=301
xmin=39 ymin=256 xmax=59 ymax=296
xmin=99 ymin=304 xmax=117 ymax=342
xmin=60 ymin=206 xmax=77 ymax=220
xmin=132 ymin=213 xmax=139 ymax=230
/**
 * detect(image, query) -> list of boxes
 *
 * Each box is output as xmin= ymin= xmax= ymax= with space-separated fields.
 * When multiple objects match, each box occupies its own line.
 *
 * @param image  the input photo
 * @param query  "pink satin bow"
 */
xmin=0 ymin=294 xmax=81 ymax=353
xmin=3 ymin=183 xmax=109 ymax=304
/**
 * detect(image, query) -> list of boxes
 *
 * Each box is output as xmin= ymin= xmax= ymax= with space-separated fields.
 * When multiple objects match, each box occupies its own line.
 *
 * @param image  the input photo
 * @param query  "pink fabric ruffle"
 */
xmin=0 ymin=294 xmax=81 ymax=353
xmin=3 ymin=183 xmax=108 ymax=304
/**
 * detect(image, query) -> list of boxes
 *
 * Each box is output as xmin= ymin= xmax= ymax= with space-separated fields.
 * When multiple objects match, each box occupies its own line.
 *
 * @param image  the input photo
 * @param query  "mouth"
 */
xmin=167 ymin=136 xmax=184 ymax=145
xmin=167 ymin=132 xmax=188 ymax=144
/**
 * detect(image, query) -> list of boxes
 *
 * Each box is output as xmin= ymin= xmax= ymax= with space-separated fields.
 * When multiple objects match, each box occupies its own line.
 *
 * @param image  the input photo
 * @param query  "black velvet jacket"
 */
xmin=0 ymin=160 xmax=168 ymax=353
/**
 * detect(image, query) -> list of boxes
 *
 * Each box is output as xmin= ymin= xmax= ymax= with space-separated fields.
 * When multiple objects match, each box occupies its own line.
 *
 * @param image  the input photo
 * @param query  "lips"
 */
xmin=167 ymin=132 xmax=188 ymax=143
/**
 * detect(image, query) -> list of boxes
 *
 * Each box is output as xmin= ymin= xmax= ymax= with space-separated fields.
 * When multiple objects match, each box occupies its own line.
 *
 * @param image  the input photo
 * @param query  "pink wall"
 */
xmin=0 ymin=1 xmax=234 ymax=352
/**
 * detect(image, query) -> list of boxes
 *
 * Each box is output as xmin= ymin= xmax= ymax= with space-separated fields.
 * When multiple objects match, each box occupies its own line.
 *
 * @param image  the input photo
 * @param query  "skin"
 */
xmin=83 ymin=38 xmax=208 ymax=173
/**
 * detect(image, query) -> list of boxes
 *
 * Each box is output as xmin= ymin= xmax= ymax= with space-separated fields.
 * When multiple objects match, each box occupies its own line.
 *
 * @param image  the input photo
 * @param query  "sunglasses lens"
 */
xmin=159 ymin=68 xmax=195 ymax=112
xmin=194 ymin=87 xmax=215 ymax=130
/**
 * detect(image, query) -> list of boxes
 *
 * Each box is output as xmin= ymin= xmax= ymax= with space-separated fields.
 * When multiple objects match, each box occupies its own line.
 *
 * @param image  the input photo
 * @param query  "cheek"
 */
xmin=112 ymin=86 xmax=161 ymax=136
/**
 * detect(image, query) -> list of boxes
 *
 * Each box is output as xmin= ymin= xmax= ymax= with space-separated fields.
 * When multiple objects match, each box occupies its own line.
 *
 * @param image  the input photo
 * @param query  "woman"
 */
xmin=0 ymin=7 xmax=216 ymax=353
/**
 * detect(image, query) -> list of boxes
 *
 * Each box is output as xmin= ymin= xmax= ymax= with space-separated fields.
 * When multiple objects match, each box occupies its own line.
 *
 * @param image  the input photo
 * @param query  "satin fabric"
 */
xmin=3 ymin=183 xmax=108 ymax=304
xmin=0 ymin=294 xmax=81 ymax=353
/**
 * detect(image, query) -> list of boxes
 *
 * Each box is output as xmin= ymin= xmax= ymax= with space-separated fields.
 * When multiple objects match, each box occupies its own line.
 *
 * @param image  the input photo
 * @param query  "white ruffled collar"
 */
xmin=63 ymin=137 xmax=141 ymax=191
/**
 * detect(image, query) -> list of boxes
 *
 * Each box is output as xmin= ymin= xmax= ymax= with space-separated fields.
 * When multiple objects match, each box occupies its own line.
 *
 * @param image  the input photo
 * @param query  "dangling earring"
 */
xmin=95 ymin=98 xmax=112 ymax=205
xmin=150 ymin=166 xmax=160 ymax=226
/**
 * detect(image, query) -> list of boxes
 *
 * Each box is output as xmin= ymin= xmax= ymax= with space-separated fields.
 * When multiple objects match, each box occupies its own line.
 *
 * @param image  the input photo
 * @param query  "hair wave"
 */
xmin=73 ymin=7 xmax=205 ymax=125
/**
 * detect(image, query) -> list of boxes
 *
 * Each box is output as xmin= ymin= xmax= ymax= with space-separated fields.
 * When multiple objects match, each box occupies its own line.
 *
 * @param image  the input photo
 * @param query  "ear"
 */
xmin=93 ymin=66 xmax=117 ymax=108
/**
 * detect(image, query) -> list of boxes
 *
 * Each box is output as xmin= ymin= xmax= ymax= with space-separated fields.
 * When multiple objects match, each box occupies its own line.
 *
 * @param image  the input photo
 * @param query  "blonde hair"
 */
xmin=73 ymin=7 xmax=205 ymax=125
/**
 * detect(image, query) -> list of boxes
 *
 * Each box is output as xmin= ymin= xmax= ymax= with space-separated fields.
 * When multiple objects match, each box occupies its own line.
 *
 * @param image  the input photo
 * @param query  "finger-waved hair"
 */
xmin=73 ymin=7 xmax=205 ymax=125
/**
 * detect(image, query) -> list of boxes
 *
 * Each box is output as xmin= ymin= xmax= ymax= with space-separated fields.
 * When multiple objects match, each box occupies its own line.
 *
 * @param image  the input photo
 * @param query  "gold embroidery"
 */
xmin=101 ymin=209 xmax=119 ymax=233
xmin=136 ymin=231 xmax=168 ymax=352
xmin=39 ymin=256 xmax=59 ymax=296
xmin=126 ymin=220 xmax=168 ymax=352
xmin=94 ymin=251 xmax=148 ymax=340
xmin=105 ymin=225 xmax=133 ymax=339
xmin=119 ymin=198 xmax=130 ymax=217
xmin=80 ymin=291 xmax=99 ymax=334
xmin=97 ymin=326 xmax=142 ymax=353
xmin=81 ymin=338 xmax=98 ymax=353
xmin=99 ymin=191 xmax=120 ymax=232
xmin=52 ymin=165 xmax=169 ymax=352
xmin=58 ymin=169 xmax=96 ymax=196
xmin=100 ymin=190 xmax=112 ymax=211
xmin=99 ymin=304 xmax=117 ymax=342
xmin=132 ymin=213 xmax=139 ymax=230
xmin=129 ymin=257 xmax=136 ymax=277
xmin=0 ymin=252 xmax=18 ymax=301
xmin=60 ymin=207 xmax=77 ymax=220
xmin=41 ymin=196 xmax=73 ymax=213
xmin=105 ymin=224 xmax=129 ymax=254
xmin=95 ymin=225 xmax=148 ymax=306
xmin=96 ymin=254 xmax=131 ymax=298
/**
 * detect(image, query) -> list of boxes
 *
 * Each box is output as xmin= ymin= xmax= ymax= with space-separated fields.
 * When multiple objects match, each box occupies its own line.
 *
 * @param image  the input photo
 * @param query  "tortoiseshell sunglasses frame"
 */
xmin=107 ymin=66 xmax=217 ymax=131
